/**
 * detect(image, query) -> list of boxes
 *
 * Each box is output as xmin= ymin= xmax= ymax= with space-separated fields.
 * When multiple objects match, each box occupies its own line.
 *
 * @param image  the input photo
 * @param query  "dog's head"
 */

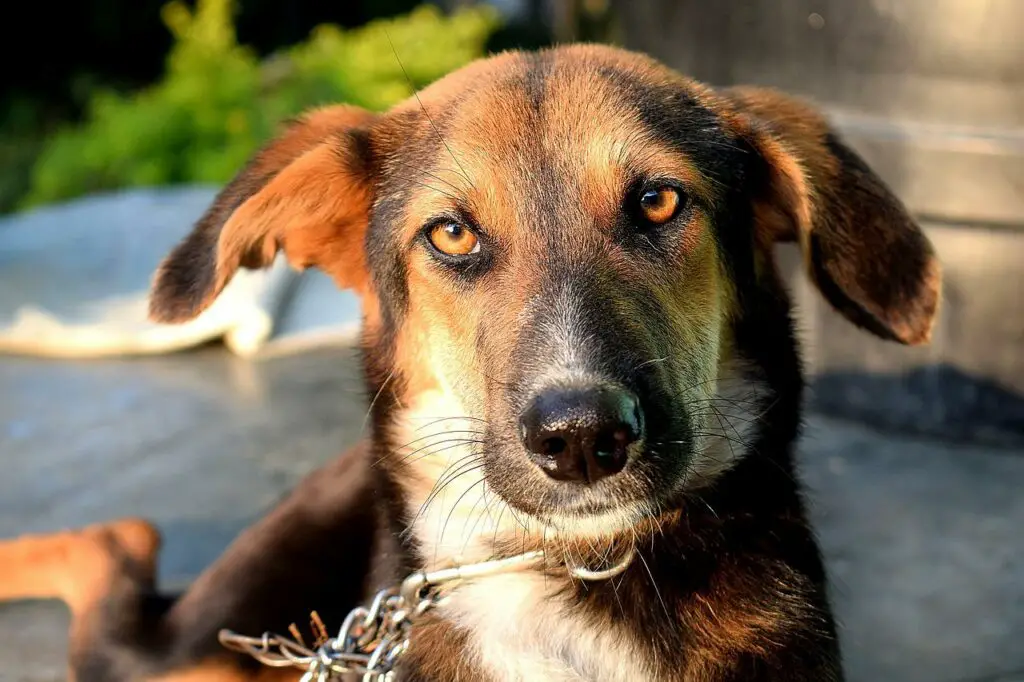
xmin=151 ymin=45 xmax=939 ymax=556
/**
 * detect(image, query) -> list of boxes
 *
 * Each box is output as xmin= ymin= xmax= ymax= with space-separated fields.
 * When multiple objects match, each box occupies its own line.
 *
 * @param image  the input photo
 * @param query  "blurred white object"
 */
xmin=0 ymin=187 xmax=361 ymax=359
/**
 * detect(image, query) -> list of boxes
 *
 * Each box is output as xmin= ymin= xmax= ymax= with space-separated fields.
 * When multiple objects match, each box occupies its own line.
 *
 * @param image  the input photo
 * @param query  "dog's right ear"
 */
xmin=149 ymin=105 xmax=378 ymax=324
xmin=722 ymin=87 xmax=941 ymax=346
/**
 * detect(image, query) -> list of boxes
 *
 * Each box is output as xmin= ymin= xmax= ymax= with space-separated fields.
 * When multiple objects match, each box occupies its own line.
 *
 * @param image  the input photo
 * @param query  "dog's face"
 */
xmin=151 ymin=46 xmax=940 ymax=553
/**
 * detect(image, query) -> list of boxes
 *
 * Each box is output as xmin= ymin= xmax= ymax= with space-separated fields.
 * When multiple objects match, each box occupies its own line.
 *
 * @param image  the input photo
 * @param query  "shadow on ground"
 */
xmin=811 ymin=364 xmax=1024 ymax=448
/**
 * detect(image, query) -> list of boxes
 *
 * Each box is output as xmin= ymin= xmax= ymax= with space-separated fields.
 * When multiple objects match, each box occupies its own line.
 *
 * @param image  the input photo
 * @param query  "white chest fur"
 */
xmin=439 ymin=572 xmax=654 ymax=682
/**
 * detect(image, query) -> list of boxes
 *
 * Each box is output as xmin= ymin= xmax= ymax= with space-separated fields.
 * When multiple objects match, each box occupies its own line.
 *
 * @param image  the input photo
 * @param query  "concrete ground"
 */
xmin=1 ymin=345 xmax=1022 ymax=682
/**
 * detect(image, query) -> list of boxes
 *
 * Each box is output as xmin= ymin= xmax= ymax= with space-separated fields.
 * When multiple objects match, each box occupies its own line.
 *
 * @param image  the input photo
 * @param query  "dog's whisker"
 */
xmin=690 ymin=405 xmax=763 ymax=426
xmin=408 ymin=414 xmax=491 ymax=426
xmin=388 ymin=158 xmax=470 ymax=197
xmin=502 ymin=500 xmax=531 ymax=545
xmin=687 ymin=492 xmax=721 ymax=520
xmin=632 ymin=356 xmax=669 ymax=372
xmin=403 ymin=455 xmax=487 ymax=546
xmin=388 ymin=428 xmax=487 ymax=456
xmin=361 ymin=369 xmax=396 ymax=436
xmin=389 ymin=438 xmax=487 ymax=472
xmin=700 ymin=403 xmax=741 ymax=464
xmin=490 ymin=496 xmax=510 ymax=552
xmin=416 ymin=455 xmax=487 ymax=523
xmin=410 ymin=449 xmax=483 ymax=502
xmin=689 ymin=394 xmax=771 ymax=417
xmin=460 ymin=483 xmax=494 ymax=555
xmin=384 ymin=30 xmax=475 ymax=189
xmin=392 ymin=427 xmax=487 ymax=448
xmin=630 ymin=525 xmax=669 ymax=622
xmin=670 ymin=432 xmax=750 ymax=449
xmin=439 ymin=476 xmax=487 ymax=550
xmin=685 ymin=424 xmax=800 ymax=485
xmin=387 ymin=173 xmax=463 ymax=202
xmin=708 ymin=402 xmax=753 ymax=448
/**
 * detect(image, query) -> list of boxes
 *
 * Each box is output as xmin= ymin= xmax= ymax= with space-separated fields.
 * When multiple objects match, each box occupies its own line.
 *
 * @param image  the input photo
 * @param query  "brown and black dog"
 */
xmin=0 ymin=44 xmax=940 ymax=681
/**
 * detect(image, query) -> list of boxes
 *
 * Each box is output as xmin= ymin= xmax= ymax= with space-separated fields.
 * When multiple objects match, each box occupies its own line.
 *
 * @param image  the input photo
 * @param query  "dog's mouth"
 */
xmin=481 ymin=414 xmax=694 ymax=539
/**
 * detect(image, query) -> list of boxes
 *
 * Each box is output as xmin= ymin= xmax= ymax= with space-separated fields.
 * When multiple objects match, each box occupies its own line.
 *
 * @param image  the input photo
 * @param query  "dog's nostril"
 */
xmin=595 ymin=425 xmax=636 ymax=459
xmin=519 ymin=385 xmax=644 ymax=484
xmin=542 ymin=437 xmax=568 ymax=456
xmin=593 ymin=431 xmax=619 ymax=461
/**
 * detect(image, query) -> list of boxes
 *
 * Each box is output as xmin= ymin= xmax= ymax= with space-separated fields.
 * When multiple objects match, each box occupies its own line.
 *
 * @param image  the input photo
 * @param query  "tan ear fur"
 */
xmin=216 ymin=142 xmax=372 ymax=294
xmin=149 ymin=105 xmax=376 ymax=324
xmin=725 ymin=87 xmax=941 ymax=346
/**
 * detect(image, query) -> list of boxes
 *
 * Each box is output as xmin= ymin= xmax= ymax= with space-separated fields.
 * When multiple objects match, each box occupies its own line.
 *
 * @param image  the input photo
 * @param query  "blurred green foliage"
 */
xmin=20 ymin=0 xmax=499 ymax=210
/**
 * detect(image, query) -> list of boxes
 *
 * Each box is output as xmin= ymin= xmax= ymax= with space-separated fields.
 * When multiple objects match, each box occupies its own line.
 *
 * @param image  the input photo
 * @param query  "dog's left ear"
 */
xmin=724 ymin=87 xmax=941 ymax=345
xmin=149 ymin=105 xmax=378 ymax=324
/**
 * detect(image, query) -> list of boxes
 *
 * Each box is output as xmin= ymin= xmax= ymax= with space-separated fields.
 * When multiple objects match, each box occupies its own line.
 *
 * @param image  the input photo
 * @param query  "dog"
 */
xmin=0 ymin=44 xmax=940 ymax=681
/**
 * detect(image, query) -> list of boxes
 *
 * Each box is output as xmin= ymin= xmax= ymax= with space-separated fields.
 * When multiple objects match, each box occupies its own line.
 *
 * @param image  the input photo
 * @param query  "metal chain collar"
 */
xmin=218 ymin=546 xmax=634 ymax=681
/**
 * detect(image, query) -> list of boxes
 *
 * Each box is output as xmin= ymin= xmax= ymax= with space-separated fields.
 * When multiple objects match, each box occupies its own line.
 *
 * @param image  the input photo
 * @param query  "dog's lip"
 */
xmin=495 ymin=480 xmax=623 ymax=518
xmin=500 ymin=473 xmax=655 ymax=519
xmin=543 ymin=496 xmax=620 ymax=516
xmin=528 ymin=497 xmax=656 ymax=534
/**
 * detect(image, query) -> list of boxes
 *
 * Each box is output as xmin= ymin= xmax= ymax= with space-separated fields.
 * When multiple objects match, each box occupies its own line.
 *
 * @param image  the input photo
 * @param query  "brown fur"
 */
xmin=722 ymin=87 xmax=940 ymax=344
xmin=0 ymin=520 xmax=161 ymax=681
xmin=216 ymin=140 xmax=374 ymax=293
xmin=0 ymin=520 xmax=158 ymax=613
xmin=149 ymin=105 xmax=377 ymax=324
xmin=3 ymin=44 xmax=941 ymax=682
xmin=399 ymin=614 xmax=491 ymax=681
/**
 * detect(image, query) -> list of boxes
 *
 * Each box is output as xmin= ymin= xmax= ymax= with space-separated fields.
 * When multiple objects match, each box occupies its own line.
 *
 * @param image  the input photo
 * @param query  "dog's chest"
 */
xmin=435 ymin=572 xmax=654 ymax=682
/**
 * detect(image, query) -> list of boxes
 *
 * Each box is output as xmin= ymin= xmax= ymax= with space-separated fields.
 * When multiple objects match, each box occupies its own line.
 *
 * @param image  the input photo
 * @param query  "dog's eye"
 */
xmin=636 ymin=186 xmax=685 ymax=226
xmin=428 ymin=222 xmax=480 ymax=256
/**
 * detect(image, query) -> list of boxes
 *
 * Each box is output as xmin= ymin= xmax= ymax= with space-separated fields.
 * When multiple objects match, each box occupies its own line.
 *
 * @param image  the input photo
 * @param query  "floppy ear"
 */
xmin=149 ymin=105 xmax=377 ymax=324
xmin=724 ymin=87 xmax=941 ymax=345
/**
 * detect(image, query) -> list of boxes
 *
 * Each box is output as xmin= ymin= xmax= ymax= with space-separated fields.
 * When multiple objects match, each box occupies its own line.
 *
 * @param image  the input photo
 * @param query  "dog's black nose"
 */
xmin=519 ymin=385 xmax=643 ymax=483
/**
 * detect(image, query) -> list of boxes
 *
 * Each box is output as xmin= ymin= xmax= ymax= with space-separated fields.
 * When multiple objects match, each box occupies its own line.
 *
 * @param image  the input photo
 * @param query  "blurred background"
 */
xmin=0 ymin=1 xmax=1021 ymax=681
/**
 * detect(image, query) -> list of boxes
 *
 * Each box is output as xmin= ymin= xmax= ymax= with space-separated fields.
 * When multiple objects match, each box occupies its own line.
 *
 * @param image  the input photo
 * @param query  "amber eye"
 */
xmin=637 ymin=186 xmax=684 ymax=225
xmin=428 ymin=222 xmax=480 ymax=256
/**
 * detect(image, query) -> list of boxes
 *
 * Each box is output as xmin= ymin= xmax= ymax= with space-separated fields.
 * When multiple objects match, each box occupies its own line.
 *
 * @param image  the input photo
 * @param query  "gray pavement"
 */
xmin=1 ymin=345 xmax=1022 ymax=682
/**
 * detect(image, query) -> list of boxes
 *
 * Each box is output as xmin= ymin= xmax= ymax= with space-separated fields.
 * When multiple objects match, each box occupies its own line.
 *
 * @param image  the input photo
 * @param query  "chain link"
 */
xmin=219 ymin=583 xmax=430 ymax=681
xmin=218 ymin=545 xmax=634 ymax=681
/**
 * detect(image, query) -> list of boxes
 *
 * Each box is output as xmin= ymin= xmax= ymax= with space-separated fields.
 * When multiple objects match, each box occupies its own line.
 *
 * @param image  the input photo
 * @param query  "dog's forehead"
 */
xmin=406 ymin=44 xmax=710 ymax=114
xmin=380 ymin=46 xmax=733 ymax=228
